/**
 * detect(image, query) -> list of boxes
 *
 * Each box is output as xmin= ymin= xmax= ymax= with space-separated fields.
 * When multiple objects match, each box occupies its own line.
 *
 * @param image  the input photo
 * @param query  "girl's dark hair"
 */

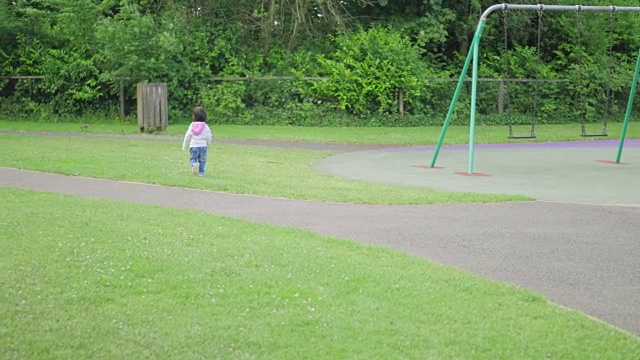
xmin=193 ymin=106 xmax=207 ymax=122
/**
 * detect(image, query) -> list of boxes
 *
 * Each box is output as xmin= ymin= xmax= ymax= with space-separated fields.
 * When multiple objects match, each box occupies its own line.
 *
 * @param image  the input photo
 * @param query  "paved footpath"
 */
xmin=2 ymin=167 xmax=639 ymax=336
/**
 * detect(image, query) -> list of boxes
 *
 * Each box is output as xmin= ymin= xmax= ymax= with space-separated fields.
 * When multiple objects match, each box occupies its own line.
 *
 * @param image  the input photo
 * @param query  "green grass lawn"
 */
xmin=2 ymin=188 xmax=638 ymax=359
xmin=3 ymin=120 xmax=637 ymax=204
xmin=1 ymin=120 xmax=637 ymax=145
xmin=0 ymin=134 xmax=529 ymax=204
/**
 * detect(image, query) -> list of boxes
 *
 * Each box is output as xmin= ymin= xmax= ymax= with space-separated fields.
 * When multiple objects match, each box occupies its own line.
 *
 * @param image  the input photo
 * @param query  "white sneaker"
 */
xmin=192 ymin=163 xmax=198 ymax=175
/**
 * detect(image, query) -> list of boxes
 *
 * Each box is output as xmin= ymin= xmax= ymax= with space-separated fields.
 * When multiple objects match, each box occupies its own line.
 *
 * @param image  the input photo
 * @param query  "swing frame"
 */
xmin=430 ymin=3 xmax=640 ymax=174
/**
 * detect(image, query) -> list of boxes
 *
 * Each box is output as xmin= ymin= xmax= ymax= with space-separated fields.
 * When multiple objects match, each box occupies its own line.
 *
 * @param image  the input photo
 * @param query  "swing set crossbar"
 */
xmin=430 ymin=3 xmax=640 ymax=174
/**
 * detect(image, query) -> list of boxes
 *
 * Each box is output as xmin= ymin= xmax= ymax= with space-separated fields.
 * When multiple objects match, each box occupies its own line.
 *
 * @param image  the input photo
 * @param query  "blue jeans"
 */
xmin=189 ymin=147 xmax=208 ymax=175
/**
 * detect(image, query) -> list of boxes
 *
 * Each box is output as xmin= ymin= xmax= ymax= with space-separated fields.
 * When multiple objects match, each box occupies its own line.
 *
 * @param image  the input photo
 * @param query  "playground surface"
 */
xmin=315 ymin=139 xmax=640 ymax=206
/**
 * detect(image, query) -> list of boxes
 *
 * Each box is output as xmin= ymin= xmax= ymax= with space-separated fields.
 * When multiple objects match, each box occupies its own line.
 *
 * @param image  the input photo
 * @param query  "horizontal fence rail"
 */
xmin=206 ymin=76 xmax=328 ymax=81
xmin=2 ymin=75 xmax=636 ymax=119
xmin=0 ymin=76 xmax=46 ymax=79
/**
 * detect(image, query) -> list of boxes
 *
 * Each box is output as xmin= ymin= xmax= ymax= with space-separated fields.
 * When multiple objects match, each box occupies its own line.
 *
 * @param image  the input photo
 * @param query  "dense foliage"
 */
xmin=1 ymin=0 xmax=639 ymax=126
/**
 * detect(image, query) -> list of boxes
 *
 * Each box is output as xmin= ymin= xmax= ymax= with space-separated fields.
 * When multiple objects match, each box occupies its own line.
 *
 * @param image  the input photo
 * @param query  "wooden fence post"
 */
xmin=498 ymin=79 xmax=504 ymax=114
xmin=136 ymin=83 xmax=168 ymax=133
xmin=119 ymin=80 xmax=125 ymax=119
xmin=398 ymin=88 xmax=404 ymax=117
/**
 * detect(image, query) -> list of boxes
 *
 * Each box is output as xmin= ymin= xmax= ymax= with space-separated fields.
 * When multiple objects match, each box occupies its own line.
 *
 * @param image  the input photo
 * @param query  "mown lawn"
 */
xmin=1 ymin=120 xmax=637 ymax=145
xmin=2 ymin=188 xmax=638 ymax=359
xmin=0 ymin=134 xmax=530 ymax=204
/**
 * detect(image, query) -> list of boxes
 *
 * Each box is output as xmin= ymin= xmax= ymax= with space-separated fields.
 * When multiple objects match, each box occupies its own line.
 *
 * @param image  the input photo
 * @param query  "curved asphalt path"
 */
xmin=1 ymin=131 xmax=638 ymax=336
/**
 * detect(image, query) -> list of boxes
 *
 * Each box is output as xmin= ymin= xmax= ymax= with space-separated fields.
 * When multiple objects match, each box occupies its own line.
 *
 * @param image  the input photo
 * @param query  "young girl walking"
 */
xmin=182 ymin=107 xmax=213 ymax=176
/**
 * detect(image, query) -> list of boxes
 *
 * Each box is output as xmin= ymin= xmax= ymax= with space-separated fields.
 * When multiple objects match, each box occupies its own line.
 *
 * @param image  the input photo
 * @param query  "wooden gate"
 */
xmin=137 ymin=83 xmax=168 ymax=132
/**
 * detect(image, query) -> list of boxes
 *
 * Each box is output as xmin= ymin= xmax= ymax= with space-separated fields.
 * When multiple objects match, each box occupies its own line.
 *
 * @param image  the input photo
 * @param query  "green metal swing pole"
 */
xmin=616 ymin=48 xmax=640 ymax=163
xmin=467 ymin=19 xmax=489 ymax=174
xmin=429 ymin=33 xmax=479 ymax=168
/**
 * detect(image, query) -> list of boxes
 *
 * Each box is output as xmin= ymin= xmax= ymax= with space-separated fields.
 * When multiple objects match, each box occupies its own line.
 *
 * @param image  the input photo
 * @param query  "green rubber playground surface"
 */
xmin=315 ymin=139 xmax=640 ymax=206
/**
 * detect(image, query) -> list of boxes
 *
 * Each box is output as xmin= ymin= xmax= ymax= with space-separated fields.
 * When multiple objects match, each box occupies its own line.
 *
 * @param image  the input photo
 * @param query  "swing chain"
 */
xmin=503 ymin=9 xmax=513 ymax=138
xmin=531 ymin=8 xmax=544 ymax=137
xmin=603 ymin=8 xmax=617 ymax=135
xmin=576 ymin=9 xmax=588 ymax=135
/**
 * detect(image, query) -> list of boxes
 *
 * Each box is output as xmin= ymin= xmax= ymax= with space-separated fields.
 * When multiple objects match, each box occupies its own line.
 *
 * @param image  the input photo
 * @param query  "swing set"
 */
xmin=575 ymin=8 xmax=617 ymax=137
xmin=504 ymin=6 xmax=619 ymax=139
xmin=503 ymin=6 xmax=543 ymax=139
xmin=431 ymin=3 xmax=640 ymax=174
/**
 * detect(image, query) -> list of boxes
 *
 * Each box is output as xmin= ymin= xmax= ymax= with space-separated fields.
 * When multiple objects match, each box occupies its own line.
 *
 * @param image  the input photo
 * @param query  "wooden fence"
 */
xmin=2 ymin=76 xmax=573 ymax=119
xmin=205 ymin=76 xmax=567 ymax=117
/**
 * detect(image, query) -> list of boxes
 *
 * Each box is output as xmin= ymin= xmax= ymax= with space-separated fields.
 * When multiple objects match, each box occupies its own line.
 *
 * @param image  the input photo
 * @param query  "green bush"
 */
xmin=303 ymin=26 xmax=435 ymax=116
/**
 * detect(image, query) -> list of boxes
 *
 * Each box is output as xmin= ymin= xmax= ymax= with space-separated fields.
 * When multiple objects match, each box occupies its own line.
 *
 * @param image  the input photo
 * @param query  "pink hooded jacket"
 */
xmin=182 ymin=121 xmax=212 ymax=150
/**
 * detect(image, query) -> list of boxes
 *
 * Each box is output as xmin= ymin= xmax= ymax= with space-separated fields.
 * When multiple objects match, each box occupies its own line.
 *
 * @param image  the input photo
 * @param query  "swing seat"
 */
xmin=580 ymin=133 xmax=608 ymax=137
xmin=507 ymin=124 xmax=536 ymax=139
